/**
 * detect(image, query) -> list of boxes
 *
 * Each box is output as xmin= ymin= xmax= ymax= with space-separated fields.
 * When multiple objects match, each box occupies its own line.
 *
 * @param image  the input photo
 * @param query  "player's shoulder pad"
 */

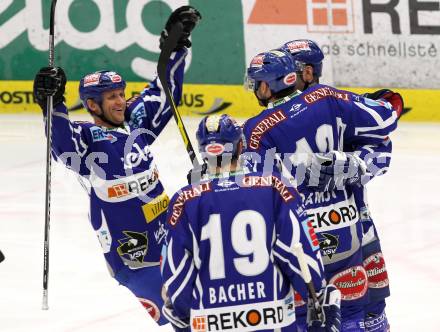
xmin=126 ymin=95 xmax=149 ymax=129
xmin=245 ymin=108 xmax=288 ymax=151
xmin=167 ymin=181 xmax=213 ymax=226
xmin=301 ymin=83 xmax=353 ymax=105
xmin=70 ymin=120 xmax=95 ymax=134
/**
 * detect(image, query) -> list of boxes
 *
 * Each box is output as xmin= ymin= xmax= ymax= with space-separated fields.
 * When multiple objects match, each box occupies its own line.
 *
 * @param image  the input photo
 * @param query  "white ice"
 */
xmin=0 ymin=114 xmax=439 ymax=331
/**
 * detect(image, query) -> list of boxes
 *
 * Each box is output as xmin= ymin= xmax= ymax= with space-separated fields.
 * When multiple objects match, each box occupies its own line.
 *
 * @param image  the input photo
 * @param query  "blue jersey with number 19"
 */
xmin=162 ymin=171 xmax=325 ymax=332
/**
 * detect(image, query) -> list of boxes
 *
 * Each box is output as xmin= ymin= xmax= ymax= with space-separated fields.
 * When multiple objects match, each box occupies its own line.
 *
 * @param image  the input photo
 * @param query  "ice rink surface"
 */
xmin=0 ymin=113 xmax=439 ymax=331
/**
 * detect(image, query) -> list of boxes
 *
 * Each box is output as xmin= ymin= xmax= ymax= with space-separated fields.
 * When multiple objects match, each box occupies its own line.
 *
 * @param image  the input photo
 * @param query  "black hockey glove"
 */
xmin=0 ymin=249 xmax=4 ymax=263
xmin=160 ymin=6 xmax=202 ymax=50
xmin=33 ymin=66 xmax=66 ymax=112
xmin=304 ymin=151 xmax=366 ymax=192
xmin=308 ymin=284 xmax=341 ymax=332
xmin=187 ymin=162 xmax=208 ymax=185
xmin=363 ymin=89 xmax=404 ymax=118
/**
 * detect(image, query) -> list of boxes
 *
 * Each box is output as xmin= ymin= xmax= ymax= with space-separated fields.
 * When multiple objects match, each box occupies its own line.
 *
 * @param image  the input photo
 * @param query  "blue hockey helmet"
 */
xmin=245 ymin=50 xmax=298 ymax=94
xmin=280 ymin=39 xmax=324 ymax=77
xmin=196 ymin=114 xmax=243 ymax=159
xmin=79 ymin=70 xmax=126 ymax=109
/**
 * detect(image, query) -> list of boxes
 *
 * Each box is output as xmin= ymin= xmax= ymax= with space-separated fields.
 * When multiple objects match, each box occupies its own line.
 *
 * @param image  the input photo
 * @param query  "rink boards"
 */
xmin=0 ymin=80 xmax=438 ymax=122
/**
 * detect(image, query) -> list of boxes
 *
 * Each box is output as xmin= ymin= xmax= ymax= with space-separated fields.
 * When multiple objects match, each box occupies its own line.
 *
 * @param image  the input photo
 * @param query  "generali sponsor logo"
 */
xmin=242 ymin=175 xmax=294 ymax=203
xmin=363 ymin=252 xmax=389 ymax=289
xmin=249 ymin=110 xmax=287 ymax=150
xmin=168 ymin=183 xmax=212 ymax=226
xmin=330 ymin=266 xmax=368 ymax=301
xmin=303 ymin=86 xmax=350 ymax=104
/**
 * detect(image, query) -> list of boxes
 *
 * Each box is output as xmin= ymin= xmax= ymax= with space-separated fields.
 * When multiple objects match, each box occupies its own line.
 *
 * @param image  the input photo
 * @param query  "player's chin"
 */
xmin=113 ymin=110 xmax=125 ymax=124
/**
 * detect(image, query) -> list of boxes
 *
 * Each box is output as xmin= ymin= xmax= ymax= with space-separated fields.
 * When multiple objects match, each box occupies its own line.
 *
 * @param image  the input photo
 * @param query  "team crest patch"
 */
xmin=319 ymin=233 xmax=339 ymax=259
xmin=116 ymin=231 xmax=148 ymax=263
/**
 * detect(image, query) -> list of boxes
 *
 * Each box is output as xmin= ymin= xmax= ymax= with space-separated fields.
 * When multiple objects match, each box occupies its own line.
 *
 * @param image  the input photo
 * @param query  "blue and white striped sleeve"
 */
xmin=45 ymin=103 xmax=91 ymax=176
xmin=162 ymin=193 xmax=197 ymax=326
xmin=344 ymin=95 xmax=399 ymax=180
xmin=126 ymin=48 xmax=187 ymax=144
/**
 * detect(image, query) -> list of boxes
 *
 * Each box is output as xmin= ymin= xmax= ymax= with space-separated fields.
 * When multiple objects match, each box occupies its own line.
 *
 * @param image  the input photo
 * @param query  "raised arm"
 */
xmin=125 ymin=6 xmax=201 ymax=144
xmin=34 ymin=67 xmax=91 ymax=176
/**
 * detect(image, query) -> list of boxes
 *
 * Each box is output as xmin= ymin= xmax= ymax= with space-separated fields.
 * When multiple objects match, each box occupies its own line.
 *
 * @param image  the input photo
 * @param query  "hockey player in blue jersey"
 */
xmin=32 ymin=6 xmax=201 ymax=326
xmin=243 ymin=44 xmax=402 ymax=332
xmin=161 ymin=114 xmax=342 ymax=332
xmin=278 ymin=40 xmax=402 ymax=332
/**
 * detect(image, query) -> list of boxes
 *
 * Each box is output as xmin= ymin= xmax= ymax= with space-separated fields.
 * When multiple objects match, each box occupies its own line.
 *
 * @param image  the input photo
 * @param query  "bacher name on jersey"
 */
xmin=162 ymin=172 xmax=325 ymax=332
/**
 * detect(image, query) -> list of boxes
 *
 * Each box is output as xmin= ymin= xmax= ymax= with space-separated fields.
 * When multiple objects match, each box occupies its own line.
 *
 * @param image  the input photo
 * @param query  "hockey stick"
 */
xmin=292 ymin=242 xmax=322 ymax=321
xmin=157 ymin=22 xmax=202 ymax=168
xmin=42 ymin=0 xmax=58 ymax=311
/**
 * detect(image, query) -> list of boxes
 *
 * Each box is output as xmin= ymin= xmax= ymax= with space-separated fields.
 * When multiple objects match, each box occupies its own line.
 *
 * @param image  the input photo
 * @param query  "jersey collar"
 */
xmin=209 ymin=169 xmax=247 ymax=180
xmin=268 ymin=90 xmax=302 ymax=109
xmin=101 ymin=123 xmax=131 ymax=135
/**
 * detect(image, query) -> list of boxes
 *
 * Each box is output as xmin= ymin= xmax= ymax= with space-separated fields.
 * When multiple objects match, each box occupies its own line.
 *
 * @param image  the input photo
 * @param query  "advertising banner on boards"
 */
xmin=0 ymin=0 xmax=439 ymax=120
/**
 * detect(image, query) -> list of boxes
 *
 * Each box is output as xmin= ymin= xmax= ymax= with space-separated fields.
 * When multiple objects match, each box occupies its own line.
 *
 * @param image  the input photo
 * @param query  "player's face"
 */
xmin=296 ymin=66 xmax=315 ymax=91
xmin=100 ymin=88 xmax=126 ymax=125
xmin=255 ymin=81 xmax=272 ymax=106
